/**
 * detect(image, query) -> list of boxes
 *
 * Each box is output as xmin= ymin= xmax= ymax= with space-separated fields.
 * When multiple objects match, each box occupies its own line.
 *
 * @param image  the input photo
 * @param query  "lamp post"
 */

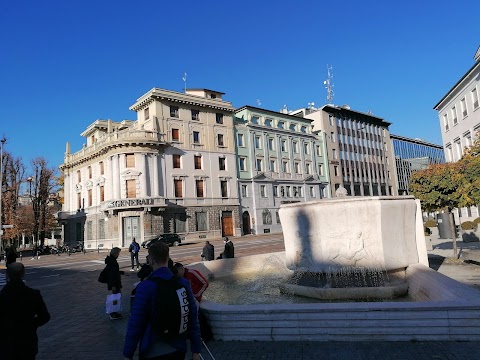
xmin=0 ymin=137 xmax=6 ymax=261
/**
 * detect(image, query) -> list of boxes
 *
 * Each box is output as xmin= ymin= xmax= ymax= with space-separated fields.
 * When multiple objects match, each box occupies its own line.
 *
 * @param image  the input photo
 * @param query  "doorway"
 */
xmin=221 ymin=211 xmax=234 ymax=237
xmin=242 ymin=211 xmax=251 ymax=235
xmin=123 ymin=216 xmax=140 ymax=247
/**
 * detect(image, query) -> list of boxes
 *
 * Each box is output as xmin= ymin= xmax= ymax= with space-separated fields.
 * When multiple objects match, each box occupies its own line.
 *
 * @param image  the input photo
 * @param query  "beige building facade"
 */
xmin=59 ymin=88 xmax=240 ymax=250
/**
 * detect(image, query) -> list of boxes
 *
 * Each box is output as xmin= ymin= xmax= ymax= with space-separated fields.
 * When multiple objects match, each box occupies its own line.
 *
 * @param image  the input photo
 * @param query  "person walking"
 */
xmin=201 ymin=241 xmax=215 ymax=261
xmin=105 ymin=247 xmax=124 ymax=320
xmin=0 ymin=262 xmax=50 ymax=360
xmin=173 ymin=262 xmax=209 ymax=305
xmin=129 ymin=238 xmax=140 ymax=271
xmin=123 ymin=242 xmax=202 ymax=360
xmin=6 ymin=247 xmax=18 ymax=265
xmin=222 ymin=237 xmax=234 ymax=259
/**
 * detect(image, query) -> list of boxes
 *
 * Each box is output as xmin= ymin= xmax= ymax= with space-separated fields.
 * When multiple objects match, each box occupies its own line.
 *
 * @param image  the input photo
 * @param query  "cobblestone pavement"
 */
xmin=2 ymin=234 xmax=480 ymax=360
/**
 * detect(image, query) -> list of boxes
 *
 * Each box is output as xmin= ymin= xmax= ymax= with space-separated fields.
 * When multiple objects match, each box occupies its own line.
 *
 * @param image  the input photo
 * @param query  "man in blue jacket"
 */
xmin=123 ymin=242 xmax=201 ymax=360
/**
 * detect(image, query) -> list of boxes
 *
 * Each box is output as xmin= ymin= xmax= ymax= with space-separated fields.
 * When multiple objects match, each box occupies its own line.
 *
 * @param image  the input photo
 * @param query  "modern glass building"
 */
xmin=391 ymin=134 xmax=445 ymax=194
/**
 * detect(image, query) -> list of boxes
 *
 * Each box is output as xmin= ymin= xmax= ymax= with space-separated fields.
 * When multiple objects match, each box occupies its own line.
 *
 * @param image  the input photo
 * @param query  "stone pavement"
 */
xmin=12 ymin=236 xmax=480 ymax=359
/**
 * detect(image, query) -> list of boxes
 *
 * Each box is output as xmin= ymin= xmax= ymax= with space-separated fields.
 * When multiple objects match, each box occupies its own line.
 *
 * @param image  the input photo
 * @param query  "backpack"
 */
xmin=148 ymin=277 xmax=189 ymax=338
xmin=98 ymin=267 xmax=108 ymax=283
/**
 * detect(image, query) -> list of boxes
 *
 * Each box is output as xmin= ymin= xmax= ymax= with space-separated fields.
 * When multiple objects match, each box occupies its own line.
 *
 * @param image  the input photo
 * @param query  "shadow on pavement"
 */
xmin=428 ymin=254 xmax=445 ymax=271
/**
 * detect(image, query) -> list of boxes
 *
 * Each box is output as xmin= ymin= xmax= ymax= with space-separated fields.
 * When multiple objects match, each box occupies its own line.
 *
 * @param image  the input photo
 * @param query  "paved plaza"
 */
xmin=1 ymin=234 xmax=480 ymax=359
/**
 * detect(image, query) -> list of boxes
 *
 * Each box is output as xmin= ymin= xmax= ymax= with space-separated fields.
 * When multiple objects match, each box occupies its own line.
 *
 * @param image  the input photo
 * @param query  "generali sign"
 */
xmin=106 ymin=198 xmax=154 ymax=209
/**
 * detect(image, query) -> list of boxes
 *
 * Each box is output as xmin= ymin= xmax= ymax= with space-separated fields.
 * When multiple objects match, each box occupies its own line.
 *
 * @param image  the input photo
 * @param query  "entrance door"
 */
xmin=123 ymin=216 xmax=140 ymax=247
xmin=242 ymin=211 xmax=251 ymax=235
xmin=221 ymin=211 xmax=234 ymax=237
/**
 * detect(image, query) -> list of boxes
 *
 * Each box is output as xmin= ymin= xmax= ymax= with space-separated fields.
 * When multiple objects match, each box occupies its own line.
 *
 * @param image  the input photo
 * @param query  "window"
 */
xmin=330 ymin=132 xmax=335 ymax=142
xmin=126 ymin=179 xmax=136 ymax=198
xmin=452 ymin=106 xmax=458 ymax=125
xmin=217 ymin=134 xmax=224 ymax=146
xmin=216 ymin=113 xmax=223 ymax=124
xmin=268 ymin=138 xmax=275 ymax=151
xmin=286 ymin=186 xmax=291 ymax=197
xmin=293 ymin=186 xmax=298 ymax=197
xmin=281 ymin=140 xmax=287 ymax=152
xmin=174 ymin=179 xmax=183 ymax=197
xmin=172 ymin=128 xmax=180 ymax=141
xmin=239 ymin=157 xmax=246 ymax=171
xmin=88 ymin=189 xmax=92 ymax=207
xmin=282 ymin=160 xmax=289 ymax=173
xmin=191 ymin=110 xmax=199 ymax=121
xmin=77 ymin=170 xmax=81 ymax=183
xmin=309 ymin=186 xmax=315 ymax=197
xmin=194 ymin=155 xmax=202 ymax=169
xmin=193 ymin=131 xmax=200 ymax=144
xmin=86 ymin=221 xmax=92 ymax=240
xmin=332 ymin=149 xmax=337 ymax=159
xmin=262 ymin=209 xmax=272 ymax=225
xmin=196 ymin=180 xmax=204 ymax=198
xmin=174 ymin=212 xmax=187 ymax=233
xmin=170 ymin=106 xmax=179 ymax=118
xmin=251 ymin=116 xmax=259 ymax=124
xmin=196 ymin=212 xmax=208 ymax=231
xmin=256 ymin=158 xmax=263 ymax=171
xmin=220 ymin=181 xmax=228 ymax=197
xmin=254 ymin=136 xmax=262 ymax=149
xmin=99 ymin=185 xmax=104 ymax=202
xmin=316 ymin=145 xmax=322 ymax=156
xmin=293 ymin=141 xmax=299 ymax=153
xmin=318 ymin=164 xmax=323 ymax=175
xmin=299 ymin=186 xmax=303 ymax=197
xmin=88 ymin=166 xmax=92 ymax=179
xmin=144 ymin=107 xmax=150 ymax=120
xmin=443 ymin=114 xmax=449 ymax=131
xmin=300 ymin=126 xmax=307 ymax=133
xmin=98 ymin=219 xmax=105 ymax=239
xmin=273 ymin=186 xmax=278 ymax=197
xmin=455 ymin=138 xmax=462 ymax=159
xmin=99 ymin=161 xmax=104 ymax=175
xmin=241 ymin=184 xmax=248 ymax=197
xmin=334 ymin=166 xmax=338 ymax=176
xmin=306 ymin=163 xmax=311 ymax=174
xmin=219 ymin=157 xmax=226 ymax=170
xmin=265 ymin=118 xmax=272 ymax=127
xmin=294 ymin=162 xmax=300 ymax=173
xmin=304 ymin=143 xmax=309 ymax=155
xmin=269 ymin=159 xmax=276 ymax=172
xmin=173 ymin=154 xmax=181 ymax=169
xmin=260 ymin=185 xmax=266 ymax=197
xmin=237 ymin=133 xmax=245 ymax=147
xmin=278 ymin=121 xmax=285 ymax=129
xmin=126 ymin=154 xmax=135 ymax=168
xmin=289 ymin=123 xmax=296 ymax=131
xmin=461 ymin=98 xmax=467 ymax=117
xmin=464 ymin=132 xmax=472 ymax=148
xmin=472 ymin=87 xmax=479 ymax=109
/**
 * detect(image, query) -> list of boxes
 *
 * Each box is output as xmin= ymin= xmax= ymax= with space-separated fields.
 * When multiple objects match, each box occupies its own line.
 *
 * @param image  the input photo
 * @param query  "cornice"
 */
xmin=130 ymin=88 xmax=234 ymax=113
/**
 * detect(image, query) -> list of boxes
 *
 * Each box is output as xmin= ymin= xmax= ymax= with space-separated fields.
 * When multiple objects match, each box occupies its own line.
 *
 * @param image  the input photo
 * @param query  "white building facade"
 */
xmin=434 ymin=46 xmax=480 ymax=220
xmin=59 ymin=88 xmax=241 ymax=250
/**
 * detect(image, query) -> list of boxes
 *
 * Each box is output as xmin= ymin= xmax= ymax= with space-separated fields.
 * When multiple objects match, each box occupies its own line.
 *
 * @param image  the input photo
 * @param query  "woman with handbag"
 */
xmin=105 ymin=247 xmax=124 ymax=320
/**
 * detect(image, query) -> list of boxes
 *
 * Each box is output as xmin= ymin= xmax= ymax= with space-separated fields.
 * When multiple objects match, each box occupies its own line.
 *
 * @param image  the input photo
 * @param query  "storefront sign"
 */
xmin=106 ymin=198 xmax=154 ymax=209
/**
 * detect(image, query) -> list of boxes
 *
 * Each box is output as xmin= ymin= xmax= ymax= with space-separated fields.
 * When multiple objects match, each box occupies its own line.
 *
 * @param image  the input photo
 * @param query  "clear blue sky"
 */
xmin=1 ymin=0 xmax=479 ymax=171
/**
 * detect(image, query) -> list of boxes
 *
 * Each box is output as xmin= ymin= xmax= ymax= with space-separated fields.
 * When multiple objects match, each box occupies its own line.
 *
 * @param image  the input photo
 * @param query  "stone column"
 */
xmin=108 ymin=155 xmax=114 ymax=200
xmin=153 ymin=154 xmax=159 ymax=197
xmin=64 ymin=172 xmax=70 ymax=210
xmin=141 ymin=153 xmax=148 ymax=197
xmin=114 ymin=154 xmax=121 ymax=199
xmin=22 ymin=233 xmax=25 ymax=247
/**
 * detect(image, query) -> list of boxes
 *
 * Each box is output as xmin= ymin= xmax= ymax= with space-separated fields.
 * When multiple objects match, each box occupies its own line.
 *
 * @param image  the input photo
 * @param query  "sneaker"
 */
xmin=109 ymin=313 xmax=122 ymax=320
xmin=130 ymin=269 xmax=135 ymax=272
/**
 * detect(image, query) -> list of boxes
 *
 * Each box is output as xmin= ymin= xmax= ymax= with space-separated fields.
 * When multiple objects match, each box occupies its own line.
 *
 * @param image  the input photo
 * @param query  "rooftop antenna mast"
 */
xmin=182 ymin=72 xmax=187 ymax=93
xmin=324 ymin=65 xmax=334 ymax=105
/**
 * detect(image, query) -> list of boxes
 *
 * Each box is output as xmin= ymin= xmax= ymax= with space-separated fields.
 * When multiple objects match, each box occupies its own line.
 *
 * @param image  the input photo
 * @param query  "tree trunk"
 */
xmin=449 ymin=211 xmax=457 ymax=258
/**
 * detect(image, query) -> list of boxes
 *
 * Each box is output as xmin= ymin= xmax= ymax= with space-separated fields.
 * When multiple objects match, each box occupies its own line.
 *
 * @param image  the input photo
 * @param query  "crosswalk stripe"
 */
xmin=0 ymin=272 xmax=6 ymax=286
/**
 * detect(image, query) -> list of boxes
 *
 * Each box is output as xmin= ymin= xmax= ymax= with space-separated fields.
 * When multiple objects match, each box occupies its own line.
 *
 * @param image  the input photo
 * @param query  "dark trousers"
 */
xmin=139 ymin=351 xmax=186 ymax=360
xmin=131 ymin=252 xmax=139 ymax=269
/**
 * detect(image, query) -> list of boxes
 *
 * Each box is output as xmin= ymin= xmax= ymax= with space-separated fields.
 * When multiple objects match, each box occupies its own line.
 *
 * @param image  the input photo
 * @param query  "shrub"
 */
xmin=461 ymin=221 xmax=477 ymax=231
xmin=474 ymin=217 xmax=480 ymax=225
xmin=424 ymin=219 xmax=437 ymax=228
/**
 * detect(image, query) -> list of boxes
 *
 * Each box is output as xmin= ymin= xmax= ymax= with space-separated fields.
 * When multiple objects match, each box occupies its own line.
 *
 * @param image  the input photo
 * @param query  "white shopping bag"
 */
xmin=106 ymin=293 xmax=122 ymax=314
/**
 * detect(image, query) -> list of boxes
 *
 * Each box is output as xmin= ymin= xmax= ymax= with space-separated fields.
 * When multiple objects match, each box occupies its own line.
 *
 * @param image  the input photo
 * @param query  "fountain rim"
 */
xmin=279 ymin=195 xmax=416 ymax=209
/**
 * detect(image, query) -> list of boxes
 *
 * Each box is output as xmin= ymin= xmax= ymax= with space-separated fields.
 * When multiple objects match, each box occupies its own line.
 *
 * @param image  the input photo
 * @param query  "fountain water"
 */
xmin=193 ymin=196 xmax=480 ymax=341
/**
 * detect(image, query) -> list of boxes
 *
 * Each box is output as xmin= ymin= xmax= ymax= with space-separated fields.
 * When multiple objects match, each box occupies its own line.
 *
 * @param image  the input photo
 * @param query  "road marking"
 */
xmin=41 ymin=274 xmax=60 ymax=278
xmin=0 ymin=272 xmax=6 ymax=286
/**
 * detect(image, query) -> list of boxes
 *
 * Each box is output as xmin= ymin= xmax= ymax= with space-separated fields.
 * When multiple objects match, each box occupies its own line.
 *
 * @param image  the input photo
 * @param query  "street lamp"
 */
xmin=0 ymin=137 xmax=7 ymax=261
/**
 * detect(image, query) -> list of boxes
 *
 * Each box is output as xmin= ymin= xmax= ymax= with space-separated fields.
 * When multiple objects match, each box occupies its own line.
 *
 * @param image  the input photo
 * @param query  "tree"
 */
xmin=455 ymin=134 xmax=480 ymax=207
xmin=409 ymin=162 xmax=462 ymax=256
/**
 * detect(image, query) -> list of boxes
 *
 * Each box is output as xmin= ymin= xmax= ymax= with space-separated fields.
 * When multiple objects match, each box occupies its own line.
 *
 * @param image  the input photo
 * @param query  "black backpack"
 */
xmin=148 ymin=277 xmax=190 ymax=338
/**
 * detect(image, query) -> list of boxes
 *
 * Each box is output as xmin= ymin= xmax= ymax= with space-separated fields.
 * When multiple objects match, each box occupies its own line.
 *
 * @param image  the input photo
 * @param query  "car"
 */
xmin=141 ymin=233 xmax=182 ymax=248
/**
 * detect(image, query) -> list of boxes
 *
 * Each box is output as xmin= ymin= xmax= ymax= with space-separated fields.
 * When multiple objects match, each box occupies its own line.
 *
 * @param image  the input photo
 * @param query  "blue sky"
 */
xmin=1 ymin=0 xmax=479 ymax=171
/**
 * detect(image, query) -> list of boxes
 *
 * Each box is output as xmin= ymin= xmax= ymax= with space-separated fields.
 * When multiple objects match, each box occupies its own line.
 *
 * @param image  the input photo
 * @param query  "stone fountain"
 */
xmin=191 ymin=195 xmax=480 ymax=341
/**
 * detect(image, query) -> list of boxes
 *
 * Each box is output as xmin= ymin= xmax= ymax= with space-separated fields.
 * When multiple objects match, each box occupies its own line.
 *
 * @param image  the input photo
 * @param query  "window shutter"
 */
xmin=194 ymin=155 xmax=202 ymax=169
xmin=126 ymin=154 xmax=135 ymax=168
xmin=173 ymin=155 xmax=181 ymax=168
xmin=100 ymin=186 xmax=105 ymax=202
xmin=172 ymin=128 xmax=179 ymax=141
xmin=196 ymin=180 xmax=204 ymax=197
xmin=174 ymin=179 xmax=183 ymax=197
xmin=126 ymin=179 xmax=136 ymax=198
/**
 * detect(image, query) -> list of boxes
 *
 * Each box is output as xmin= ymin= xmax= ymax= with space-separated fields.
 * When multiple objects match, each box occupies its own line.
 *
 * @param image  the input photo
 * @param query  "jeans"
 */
xmin=131 ymin=252 xmax=139 ymax=269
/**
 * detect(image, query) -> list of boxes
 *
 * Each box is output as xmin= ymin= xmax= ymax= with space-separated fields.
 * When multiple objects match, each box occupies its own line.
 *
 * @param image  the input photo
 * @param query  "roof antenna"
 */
xmin=323 ymin=65 xmax=334 ymax=105
xmin=182 ymin=72 xmax=187 ymax=93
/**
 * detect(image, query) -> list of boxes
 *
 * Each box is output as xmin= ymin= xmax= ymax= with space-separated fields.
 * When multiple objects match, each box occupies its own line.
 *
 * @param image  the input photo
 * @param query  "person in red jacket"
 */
xmin=173 ymin=263 xmax=209 ymax=304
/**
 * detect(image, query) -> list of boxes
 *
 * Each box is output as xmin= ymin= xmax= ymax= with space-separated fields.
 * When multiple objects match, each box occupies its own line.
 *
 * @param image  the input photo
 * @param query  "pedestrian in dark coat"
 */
xmin=6 ymin=247 xmax=18 ymax=265
xmin=0 ymin=262 xmax=50 ymax=360
xmin=128 ymin=238 xmax=140 ymax=271
xmin=105 ymin=247 xmax=124 ymax=319
xmin=222 ymin=237 xmax=234 ymax=259
xmin=201 ymin=241 xmax=215 ymax=261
